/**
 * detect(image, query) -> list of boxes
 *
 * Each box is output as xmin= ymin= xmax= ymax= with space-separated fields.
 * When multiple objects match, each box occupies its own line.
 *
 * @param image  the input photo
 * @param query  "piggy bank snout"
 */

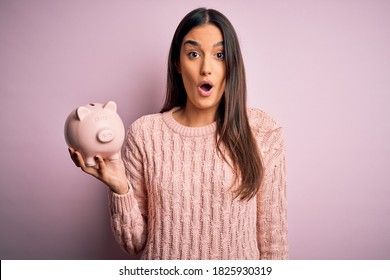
xmin=97 ymin=129 xmax=115 ymax=143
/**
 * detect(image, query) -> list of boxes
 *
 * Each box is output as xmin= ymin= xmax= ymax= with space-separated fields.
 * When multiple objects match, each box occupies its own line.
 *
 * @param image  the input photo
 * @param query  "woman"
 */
xmin=69 ymin=7 xmax=288 ymax=260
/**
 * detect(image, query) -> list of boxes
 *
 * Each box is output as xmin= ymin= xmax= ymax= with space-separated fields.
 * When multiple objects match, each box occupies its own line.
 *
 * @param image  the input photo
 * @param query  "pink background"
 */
xmin=1 ymin=0 xmax=389 ymax=259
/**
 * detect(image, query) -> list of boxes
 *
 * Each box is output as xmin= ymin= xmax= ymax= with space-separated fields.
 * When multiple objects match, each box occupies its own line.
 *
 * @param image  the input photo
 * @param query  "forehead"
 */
xmin=182 ymin=24 xmax=223 ymax=46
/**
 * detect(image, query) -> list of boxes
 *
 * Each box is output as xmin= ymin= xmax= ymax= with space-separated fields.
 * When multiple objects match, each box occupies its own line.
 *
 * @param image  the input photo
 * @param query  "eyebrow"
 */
xmin=183 ymin=40 xmax=224 ymax=47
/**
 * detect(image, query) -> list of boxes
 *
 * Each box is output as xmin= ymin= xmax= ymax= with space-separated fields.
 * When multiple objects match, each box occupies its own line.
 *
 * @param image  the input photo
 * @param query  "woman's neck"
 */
xmin=173 ymin=106 xmax=217 ymax=127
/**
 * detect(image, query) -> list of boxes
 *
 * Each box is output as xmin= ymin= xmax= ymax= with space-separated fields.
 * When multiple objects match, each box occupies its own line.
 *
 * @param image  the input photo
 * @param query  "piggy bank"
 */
xmin=64 ymin=101 xmax=125 ymax=166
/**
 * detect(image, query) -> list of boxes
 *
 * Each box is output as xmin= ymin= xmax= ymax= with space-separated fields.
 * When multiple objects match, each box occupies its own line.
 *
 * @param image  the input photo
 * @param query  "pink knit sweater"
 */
xmin=108 ymin=107 xmax=288 ymax=260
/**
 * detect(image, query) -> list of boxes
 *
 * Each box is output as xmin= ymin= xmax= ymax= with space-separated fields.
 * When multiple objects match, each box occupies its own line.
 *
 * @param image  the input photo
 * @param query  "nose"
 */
xmin=201 ymin=57 xmax=211 ymax=76
xmin=97 ymin=129 xmax=115 ymax=143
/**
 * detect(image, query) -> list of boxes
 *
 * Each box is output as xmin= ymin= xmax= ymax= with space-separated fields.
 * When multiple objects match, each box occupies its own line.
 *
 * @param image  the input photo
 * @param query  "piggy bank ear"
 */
xmin=76 ymin=106 xmax=91 ymax=121
xmin=103 ymin=101 xmax=117 ymax=113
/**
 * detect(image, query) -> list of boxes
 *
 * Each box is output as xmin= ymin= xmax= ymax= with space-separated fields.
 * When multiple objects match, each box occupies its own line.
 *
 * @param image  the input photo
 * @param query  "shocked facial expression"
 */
xmin=178 ymin=24 xmax=226 ymax=116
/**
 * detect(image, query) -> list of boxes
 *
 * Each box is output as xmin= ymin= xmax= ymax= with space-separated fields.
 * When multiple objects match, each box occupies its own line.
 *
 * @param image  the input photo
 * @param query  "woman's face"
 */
xmin=178 ymin=24 xmax=226 ymax=116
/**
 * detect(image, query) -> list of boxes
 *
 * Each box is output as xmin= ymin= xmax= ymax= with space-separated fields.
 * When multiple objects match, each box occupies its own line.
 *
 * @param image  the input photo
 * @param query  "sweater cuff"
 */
xmin=108 ymin=181 xmax=133 ymax=214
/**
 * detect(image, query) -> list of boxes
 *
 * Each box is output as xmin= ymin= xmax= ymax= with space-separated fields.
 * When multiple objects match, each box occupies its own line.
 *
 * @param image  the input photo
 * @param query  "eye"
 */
xmin=216 ymin=52 xmax=225 ymax=59
xmin=188 ymin=51 xmax=200 ymax=58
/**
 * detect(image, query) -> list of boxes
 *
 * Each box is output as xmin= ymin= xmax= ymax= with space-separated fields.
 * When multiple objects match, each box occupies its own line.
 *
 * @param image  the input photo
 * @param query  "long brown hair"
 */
xmin=161 ymin=8 xmax=263 ymax=200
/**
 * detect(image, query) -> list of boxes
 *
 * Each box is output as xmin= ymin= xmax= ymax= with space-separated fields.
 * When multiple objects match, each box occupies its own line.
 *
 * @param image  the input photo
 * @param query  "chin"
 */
xmin=195 ymin=101 xmax=221 ymax=111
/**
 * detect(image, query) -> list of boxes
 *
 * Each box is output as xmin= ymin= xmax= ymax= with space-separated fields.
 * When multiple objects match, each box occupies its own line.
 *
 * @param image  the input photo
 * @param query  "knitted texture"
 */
xmin=108 ymin=108 xmax=288 ymax=260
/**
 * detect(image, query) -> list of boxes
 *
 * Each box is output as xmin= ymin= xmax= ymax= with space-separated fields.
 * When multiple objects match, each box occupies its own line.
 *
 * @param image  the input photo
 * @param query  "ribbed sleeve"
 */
xmin=108 ymin=123 xmax=148 ymax=256
xmin=247 ymin=108 xmax=288 ymax=259
xmin=256 ymin=128 xmax=288 ymax=259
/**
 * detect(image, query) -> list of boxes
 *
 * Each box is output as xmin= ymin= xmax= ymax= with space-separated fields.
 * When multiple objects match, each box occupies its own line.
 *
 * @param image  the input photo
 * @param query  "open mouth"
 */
xmin=200 ymin=83 xmax=213 ymax=92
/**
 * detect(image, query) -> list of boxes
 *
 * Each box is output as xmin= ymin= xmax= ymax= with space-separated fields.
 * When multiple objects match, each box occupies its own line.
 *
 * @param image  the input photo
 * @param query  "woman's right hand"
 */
xmin=68 ymin=147 xmax=129 ymax=195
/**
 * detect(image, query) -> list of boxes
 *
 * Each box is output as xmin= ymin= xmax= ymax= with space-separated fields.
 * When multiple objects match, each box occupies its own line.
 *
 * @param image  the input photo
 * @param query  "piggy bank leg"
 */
xmin=85 ymin=156 xmax=97 ymax=166
xmin=108 ymin=152 xmax=120 ymax=162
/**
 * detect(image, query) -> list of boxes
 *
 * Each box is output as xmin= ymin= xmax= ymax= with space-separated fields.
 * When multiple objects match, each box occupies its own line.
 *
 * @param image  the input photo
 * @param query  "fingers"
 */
xmin=94 ymin=155 xmax=106 ymax=174
xmin=68 ymin=147 xmax=97 ymax=175
xmin=68 ymin=147 xmax=81 ymax=167
xmin=67 ymin=148 xmax=121 ymax=185
xmin=76 ymin=153 xmax=97 ymax=175
xmin=67 ymin=148 xmax=127 ymax=192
